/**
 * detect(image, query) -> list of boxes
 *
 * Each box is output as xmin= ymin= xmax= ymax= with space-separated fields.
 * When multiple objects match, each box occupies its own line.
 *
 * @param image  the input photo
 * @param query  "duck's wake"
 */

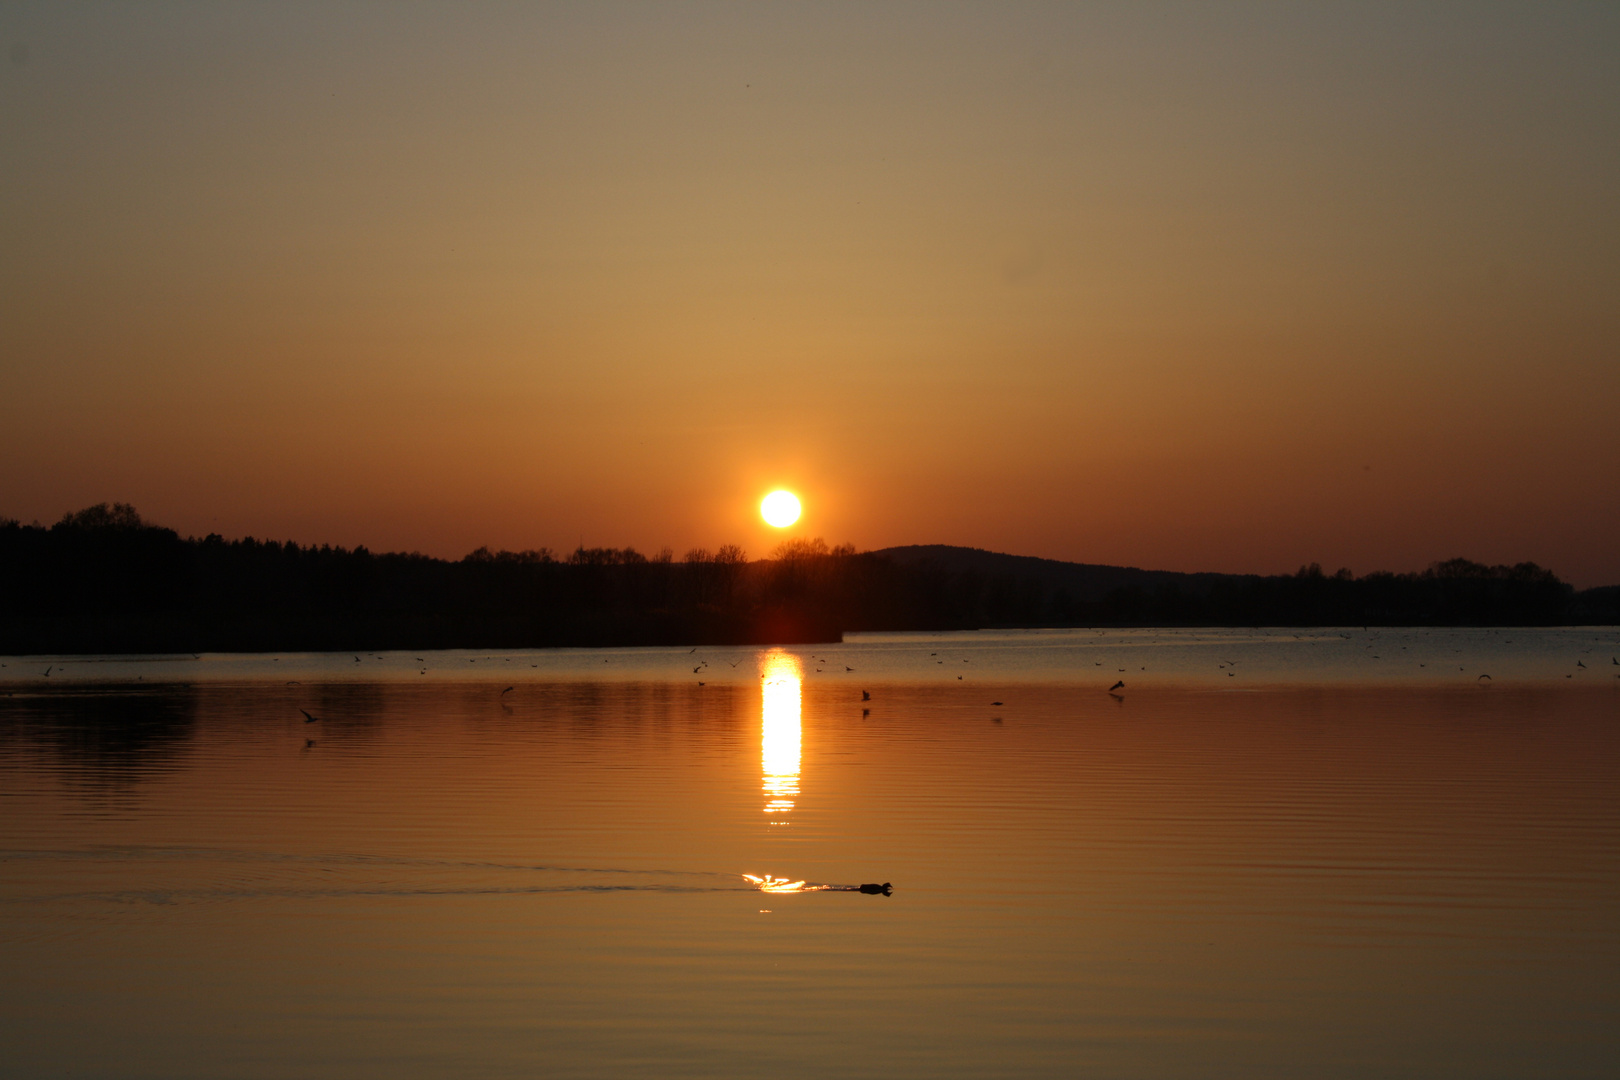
xmin=744 ymin=874 xmax=891 ymax=896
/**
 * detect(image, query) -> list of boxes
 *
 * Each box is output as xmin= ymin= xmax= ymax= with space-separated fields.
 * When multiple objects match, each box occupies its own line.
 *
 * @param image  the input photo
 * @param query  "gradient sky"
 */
xmin=3 ymin=3 xmax=1617 ymax=584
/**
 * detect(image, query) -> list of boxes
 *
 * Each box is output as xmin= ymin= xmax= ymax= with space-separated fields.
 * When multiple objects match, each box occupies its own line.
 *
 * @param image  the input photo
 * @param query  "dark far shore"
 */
xmin=3 ymin=504 xmax=1616 ymax=656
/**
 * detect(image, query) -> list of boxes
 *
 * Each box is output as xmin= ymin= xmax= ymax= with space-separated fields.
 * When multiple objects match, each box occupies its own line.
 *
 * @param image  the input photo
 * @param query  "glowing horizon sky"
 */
xmin=2 ymin=3 xmax=1616 ymax=584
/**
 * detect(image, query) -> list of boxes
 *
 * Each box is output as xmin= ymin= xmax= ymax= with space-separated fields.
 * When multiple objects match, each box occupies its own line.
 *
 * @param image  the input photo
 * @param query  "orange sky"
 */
xmin=2 ymin=4 xmax=1617 ymax=585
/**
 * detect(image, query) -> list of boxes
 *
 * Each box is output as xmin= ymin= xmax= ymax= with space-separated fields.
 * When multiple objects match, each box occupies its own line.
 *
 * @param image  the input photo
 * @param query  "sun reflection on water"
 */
xmin=760 ymin=650 xmax=801 ymax=824
xmin=744 ymin=874 xmax=808 ymax=893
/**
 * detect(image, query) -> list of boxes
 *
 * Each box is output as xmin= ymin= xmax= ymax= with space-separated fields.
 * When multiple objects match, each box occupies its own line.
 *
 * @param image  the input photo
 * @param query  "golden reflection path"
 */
xmin=760 ymin=650 xmax=801 ymax=825
xmin=743 ymin=874 xmax=819 ymax=893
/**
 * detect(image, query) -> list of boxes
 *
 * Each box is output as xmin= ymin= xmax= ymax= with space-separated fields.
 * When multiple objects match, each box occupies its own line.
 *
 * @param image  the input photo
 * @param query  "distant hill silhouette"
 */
xmin=1 ymin=505 xmax=1614 ymax=655
xmin=872 ymin=545 xmax=1251 ymax=604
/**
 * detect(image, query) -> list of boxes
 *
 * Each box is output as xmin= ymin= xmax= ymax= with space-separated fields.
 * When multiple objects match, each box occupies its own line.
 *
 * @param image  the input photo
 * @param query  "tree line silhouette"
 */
xmin=1 ymin=504 xmax=1613 ymax=654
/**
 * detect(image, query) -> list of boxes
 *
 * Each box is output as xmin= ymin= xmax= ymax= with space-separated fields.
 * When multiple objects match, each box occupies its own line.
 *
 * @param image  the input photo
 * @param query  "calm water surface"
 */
xmin=3 ymin=629 xmax=1618 ymax=1078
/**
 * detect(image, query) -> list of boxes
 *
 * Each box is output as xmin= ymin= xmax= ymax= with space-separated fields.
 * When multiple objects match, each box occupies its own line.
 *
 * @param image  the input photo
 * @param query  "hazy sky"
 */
xmin=3 ymin=3 xmax=1617 ymax=584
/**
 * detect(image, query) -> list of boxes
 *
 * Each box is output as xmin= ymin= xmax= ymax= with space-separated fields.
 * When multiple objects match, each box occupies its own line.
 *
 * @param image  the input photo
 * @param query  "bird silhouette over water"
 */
xmin=299 ymin=708 xmax=319 ymax=723
xmin=1109 ymin=680 xmax=1124 ymax=692
xmin=861 ymin=690 xmax=870 ymax=701
xmin=501 ymin=686 xmax=514 ymax=696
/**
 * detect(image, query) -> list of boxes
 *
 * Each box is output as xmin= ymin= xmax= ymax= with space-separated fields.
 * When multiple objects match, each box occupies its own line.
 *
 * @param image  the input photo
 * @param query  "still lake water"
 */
xmin=3 ymin=628 xmax=1619 ymax=1078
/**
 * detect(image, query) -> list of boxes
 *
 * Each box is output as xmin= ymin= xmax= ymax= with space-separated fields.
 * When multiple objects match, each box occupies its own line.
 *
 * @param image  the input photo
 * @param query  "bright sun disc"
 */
xmin=761 ymin=490 xmax=801 ymax=528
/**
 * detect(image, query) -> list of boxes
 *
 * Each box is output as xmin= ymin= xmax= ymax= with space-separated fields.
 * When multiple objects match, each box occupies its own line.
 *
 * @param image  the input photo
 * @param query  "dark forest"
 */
xmin=2 ymin=505 xmax=1614 ymax=655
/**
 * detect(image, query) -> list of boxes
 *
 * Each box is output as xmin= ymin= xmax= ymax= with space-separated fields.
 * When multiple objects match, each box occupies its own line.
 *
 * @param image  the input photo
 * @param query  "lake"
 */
xmin=3 ymin=628 xmax=1619 ymax=1078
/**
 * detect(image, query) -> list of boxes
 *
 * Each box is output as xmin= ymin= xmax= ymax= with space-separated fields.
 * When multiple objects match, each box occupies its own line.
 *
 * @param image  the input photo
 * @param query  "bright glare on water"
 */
xmin=2 ymin=628 xmax=1618 ymax=1078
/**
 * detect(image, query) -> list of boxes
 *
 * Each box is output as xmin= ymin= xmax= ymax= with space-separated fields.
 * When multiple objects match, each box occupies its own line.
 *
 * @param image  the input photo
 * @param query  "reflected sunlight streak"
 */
xmin=760 ymin=650 xmax=801 ymax=824
xmin=743 ymin=874 xmax=816 ymax=893
xmin=743 ymin=874 xmax=837 ymax=893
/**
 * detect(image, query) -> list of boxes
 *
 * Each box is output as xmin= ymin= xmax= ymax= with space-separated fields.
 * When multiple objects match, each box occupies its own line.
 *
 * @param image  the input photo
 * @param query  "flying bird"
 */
xmin=991 ymin=701 xmax=1002 ymax=706
xmin=846 ymin=666 xmax=854 ymax=671
xmin=1109 ymin=680 xmax=1124 ymax=692
xmin=861 ymin=690 xmax=870 ymax=701
xmin=299 ymin=708 xmax=319 ymax=723
xmin=501 ymin=686 xmax=514 ymax=695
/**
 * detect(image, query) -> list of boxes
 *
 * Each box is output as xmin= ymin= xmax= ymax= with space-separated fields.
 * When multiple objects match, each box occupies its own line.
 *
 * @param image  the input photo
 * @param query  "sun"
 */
xmin=760 ymin=490 xmax=801 ymax=528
